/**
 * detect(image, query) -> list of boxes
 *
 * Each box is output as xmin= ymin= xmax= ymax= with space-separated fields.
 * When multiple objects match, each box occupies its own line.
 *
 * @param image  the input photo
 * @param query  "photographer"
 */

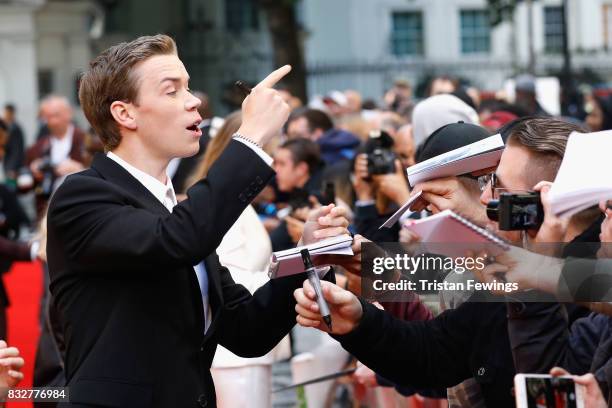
xmin=269 ymin=137 xmax=325 ymax=251
xmin=353 ymin=129 xmax=410 ymax=242
xmin=26 ymin=96 xmax=87 ymax=219
xmin=473 ymin=201 xmax=612 ymax=306
xmin=472 ymin=200 xmax=612 ymax=408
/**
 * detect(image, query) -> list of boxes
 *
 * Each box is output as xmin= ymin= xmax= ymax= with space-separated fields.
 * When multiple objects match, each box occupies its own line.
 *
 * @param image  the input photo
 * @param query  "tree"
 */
xmin=258 ymin=0 xmax=307 ymax=103
xmin=487 ymin=0 xmax=519 ymax=27
xmin=486 ymin=0 xmax=536 ymax=73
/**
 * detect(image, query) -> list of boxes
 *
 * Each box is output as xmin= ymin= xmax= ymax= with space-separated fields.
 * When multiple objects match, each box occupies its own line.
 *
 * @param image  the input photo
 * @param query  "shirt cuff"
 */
xmin=30 ymin=241 xmax=40 ymax=261
xmin=234 ymin=138 xmax=273 ymax=167
xmin=355 ymin=199 xmax=375 ymax=207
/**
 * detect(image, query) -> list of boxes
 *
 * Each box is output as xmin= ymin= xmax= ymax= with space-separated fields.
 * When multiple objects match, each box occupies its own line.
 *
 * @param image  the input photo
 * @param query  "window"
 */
xmin=225 ymin=0 xmax=259 ymax=32
xmin=38 ymin=70 xmax=54 ymax=97
xmin=460 ymin=9 xmax=490 ymax=54
xmin=391 ymin=11 xmax=424 ymax=56
xmin=544 ymin=6 xmax=564 ymax=53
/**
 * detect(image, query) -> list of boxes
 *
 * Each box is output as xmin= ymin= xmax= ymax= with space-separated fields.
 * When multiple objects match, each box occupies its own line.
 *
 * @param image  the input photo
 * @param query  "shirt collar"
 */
xmin=106 ymin=151 xmax=177 ymax=210
xmin=51 ymin=124 xmax=74 ymax=143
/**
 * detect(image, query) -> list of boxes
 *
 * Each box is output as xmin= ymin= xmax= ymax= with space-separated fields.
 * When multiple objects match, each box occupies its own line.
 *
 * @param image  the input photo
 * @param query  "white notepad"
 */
xmin=549 ymin=130 xmax=612 ymax=217
xmin=406 ymin=134 xmax=504 ymax=187
xmin=380 ymin=191 xmax=424 ymax=229
xmin=270 ymin=234 xmax=353 ymax=278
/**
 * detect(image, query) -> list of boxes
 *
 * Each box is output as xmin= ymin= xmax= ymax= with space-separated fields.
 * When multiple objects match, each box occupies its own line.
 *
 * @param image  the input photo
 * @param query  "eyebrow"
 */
xmin=159 ymin=76 xmax=190 ymax=86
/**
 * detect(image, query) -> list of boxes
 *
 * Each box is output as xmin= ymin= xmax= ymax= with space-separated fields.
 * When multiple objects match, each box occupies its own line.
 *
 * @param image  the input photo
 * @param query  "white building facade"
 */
xmin=0 ymin=0 xmax=97 ymax=143
xmin=4 ymin=0 xmax=612 ymax=141
xmin=302 ymin=0 xmax=612 ymax=100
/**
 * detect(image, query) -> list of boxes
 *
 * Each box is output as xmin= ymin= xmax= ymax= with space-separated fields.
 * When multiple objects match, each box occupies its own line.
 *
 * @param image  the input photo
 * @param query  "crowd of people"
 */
xmin=0 ymin=33 xmax=611 ymax=408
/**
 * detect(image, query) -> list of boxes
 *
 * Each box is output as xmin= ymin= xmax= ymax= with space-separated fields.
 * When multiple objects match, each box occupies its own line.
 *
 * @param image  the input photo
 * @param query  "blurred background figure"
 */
xmin=344 ymin=89 xmax=363 ymax=116
xmin=26 ymin=95 xmax=86 ymax=220
xmin=427 ymin=75 xmax=458 ymax=96
xmin=514 ymin=74 xmax=550 ymax=116
xmin=411 ymin=94 xmax=480 ymax=148
xmin=584 ymin=93 xmax=612 ymax=131
xmin=384 ymin=79 xmax=414 ymax=119
xmin=2 ymin=104 xmax=25 ymax=182
xmin=286 ymin=108 xmax=360 ymax=165
xmin=270 ymin=138 xmax=324 ymax=251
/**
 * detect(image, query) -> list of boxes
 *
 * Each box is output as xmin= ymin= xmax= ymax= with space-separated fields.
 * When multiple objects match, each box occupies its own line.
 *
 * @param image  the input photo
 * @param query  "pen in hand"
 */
xmin=300 ymin=249 xmax=332 ymax=331
xmin=234 ymin=80 xmax=252 ymax=97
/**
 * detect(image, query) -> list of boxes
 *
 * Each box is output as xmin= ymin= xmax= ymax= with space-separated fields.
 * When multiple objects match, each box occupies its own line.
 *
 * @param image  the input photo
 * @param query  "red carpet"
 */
xmin=4 ymin=261 xmax=44 ymax=408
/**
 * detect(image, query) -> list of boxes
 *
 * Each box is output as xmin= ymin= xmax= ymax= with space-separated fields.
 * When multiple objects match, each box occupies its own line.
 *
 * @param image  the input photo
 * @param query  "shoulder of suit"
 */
xmin=48 ymin=168 xmax=124 ymax=212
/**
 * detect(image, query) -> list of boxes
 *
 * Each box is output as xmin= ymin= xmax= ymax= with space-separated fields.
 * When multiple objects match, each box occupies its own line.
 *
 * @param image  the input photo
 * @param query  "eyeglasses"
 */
xmin=478 ymin=173 xmax=497 ymax=196
xmin=478 ymin=173 xmax=532 ymax=199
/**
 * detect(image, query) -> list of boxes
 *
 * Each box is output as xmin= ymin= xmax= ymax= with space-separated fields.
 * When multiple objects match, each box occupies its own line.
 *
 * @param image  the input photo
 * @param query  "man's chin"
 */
xmin=176 ymin=145 xmax=200 ymax=159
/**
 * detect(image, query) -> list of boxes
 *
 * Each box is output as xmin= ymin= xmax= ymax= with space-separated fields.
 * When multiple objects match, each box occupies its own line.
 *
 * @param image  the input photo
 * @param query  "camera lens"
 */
xmin=486 ymin=199 xmax=500 ymax=221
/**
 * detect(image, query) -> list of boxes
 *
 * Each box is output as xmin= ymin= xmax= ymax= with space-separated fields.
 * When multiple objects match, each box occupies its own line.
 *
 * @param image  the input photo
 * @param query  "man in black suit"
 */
xmin=47 ymin=34 xmax=350 ymax=408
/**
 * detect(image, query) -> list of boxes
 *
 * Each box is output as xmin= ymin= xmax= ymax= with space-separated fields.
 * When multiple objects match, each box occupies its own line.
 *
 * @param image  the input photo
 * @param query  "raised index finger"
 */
xmin=254 ymin=65 xmax=292 ymax=90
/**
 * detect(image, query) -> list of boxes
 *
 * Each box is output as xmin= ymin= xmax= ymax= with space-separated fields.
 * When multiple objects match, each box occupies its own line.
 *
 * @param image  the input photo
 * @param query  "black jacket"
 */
xmin=47 ymin=141 xmax=312 ymax=408
xmin=334 ymin=295 xmax=516 ymax=407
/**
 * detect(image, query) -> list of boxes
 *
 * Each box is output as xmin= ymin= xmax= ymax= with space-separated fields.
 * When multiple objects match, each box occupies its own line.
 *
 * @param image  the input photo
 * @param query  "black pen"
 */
xmin=300 ymin=249 xmax=332 ymax=331
xmin=234 ymin=80 xmax=252 ymax=97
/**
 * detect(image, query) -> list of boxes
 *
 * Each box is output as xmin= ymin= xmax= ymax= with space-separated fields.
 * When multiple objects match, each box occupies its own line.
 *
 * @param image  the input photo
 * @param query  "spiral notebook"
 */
xmin=404 ymin=209 xmax=510 ymax=258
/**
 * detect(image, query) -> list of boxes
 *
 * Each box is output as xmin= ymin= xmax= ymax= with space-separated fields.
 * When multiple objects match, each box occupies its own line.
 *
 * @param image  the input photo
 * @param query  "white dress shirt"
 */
xmin=50 ymin=124 xmax=75 ymax=166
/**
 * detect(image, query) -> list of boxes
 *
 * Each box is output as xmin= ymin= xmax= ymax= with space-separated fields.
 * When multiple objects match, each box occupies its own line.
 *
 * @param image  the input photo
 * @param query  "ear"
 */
xmin=110 ymin=101 xmax=137 ymax=131
xmin=312 ymin=129 xmax=324 ymax=141
xmin=296 ymin=161 xmax=309 ymax=177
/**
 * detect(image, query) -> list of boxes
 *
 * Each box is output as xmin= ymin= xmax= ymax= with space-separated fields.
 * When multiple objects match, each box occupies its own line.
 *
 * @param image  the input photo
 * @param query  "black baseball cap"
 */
xmin=415 ymin=121 xmax=493 ymax=163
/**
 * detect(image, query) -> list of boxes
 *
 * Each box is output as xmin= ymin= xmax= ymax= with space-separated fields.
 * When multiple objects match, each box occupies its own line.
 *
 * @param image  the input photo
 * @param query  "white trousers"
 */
xmin=211 ymin=364 xmax=272 ymax=408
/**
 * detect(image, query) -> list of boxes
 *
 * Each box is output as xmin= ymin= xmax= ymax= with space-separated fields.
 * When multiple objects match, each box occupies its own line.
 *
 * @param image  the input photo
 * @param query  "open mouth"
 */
xmin=186 ymin=119 xmax=202 ymax=134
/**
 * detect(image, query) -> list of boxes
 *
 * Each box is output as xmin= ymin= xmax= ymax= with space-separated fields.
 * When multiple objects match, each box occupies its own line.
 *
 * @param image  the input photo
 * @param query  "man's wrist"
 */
xmin=529 ymin=254 xmax=563 ymax=294
xmin=233 ymin=132 xmax=262 ymax=148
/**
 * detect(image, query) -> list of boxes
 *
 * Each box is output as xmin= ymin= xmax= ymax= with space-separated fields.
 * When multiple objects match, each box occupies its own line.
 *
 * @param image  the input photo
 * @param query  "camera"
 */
xmin=320 ymin=182 xmax=335 ymax=206
xmin=486 ymin=192 xmax=543 ymax=231
xmin=35 ymin=157 xmax=57 ymax=199
xmin=366 ymin=130 xmax=396 ymax=176
xmin=288 ymin=189 xmax=313 ymax=215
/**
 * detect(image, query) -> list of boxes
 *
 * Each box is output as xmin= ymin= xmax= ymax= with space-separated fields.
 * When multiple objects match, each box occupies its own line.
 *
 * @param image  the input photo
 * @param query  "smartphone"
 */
xmin=514 ymin=374 xmax=585 ymax=408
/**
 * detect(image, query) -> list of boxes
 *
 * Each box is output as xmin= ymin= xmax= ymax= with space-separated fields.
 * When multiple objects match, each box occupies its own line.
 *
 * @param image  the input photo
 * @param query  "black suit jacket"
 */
xmin=333 ymin=296 xmax=517 ymax=407
xmin=47 ymin=141 xmax=311 ymax=408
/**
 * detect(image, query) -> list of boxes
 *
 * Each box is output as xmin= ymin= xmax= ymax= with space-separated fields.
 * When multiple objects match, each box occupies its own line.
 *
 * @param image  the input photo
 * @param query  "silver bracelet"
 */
xmin=233 ymin=132 xmax=262 ymax=149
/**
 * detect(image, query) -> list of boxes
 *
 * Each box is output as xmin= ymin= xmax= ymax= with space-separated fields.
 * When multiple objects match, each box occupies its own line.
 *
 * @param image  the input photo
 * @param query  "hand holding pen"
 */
xmin=300 ymin=249 xmax=332 ymax=330
xmin=234 ymin=65 xmax=292 ymax=147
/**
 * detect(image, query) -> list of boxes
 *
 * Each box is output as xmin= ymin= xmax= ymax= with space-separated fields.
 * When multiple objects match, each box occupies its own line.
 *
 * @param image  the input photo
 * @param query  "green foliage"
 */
xmin=296 ymin=385 xmax=308 ymax=408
